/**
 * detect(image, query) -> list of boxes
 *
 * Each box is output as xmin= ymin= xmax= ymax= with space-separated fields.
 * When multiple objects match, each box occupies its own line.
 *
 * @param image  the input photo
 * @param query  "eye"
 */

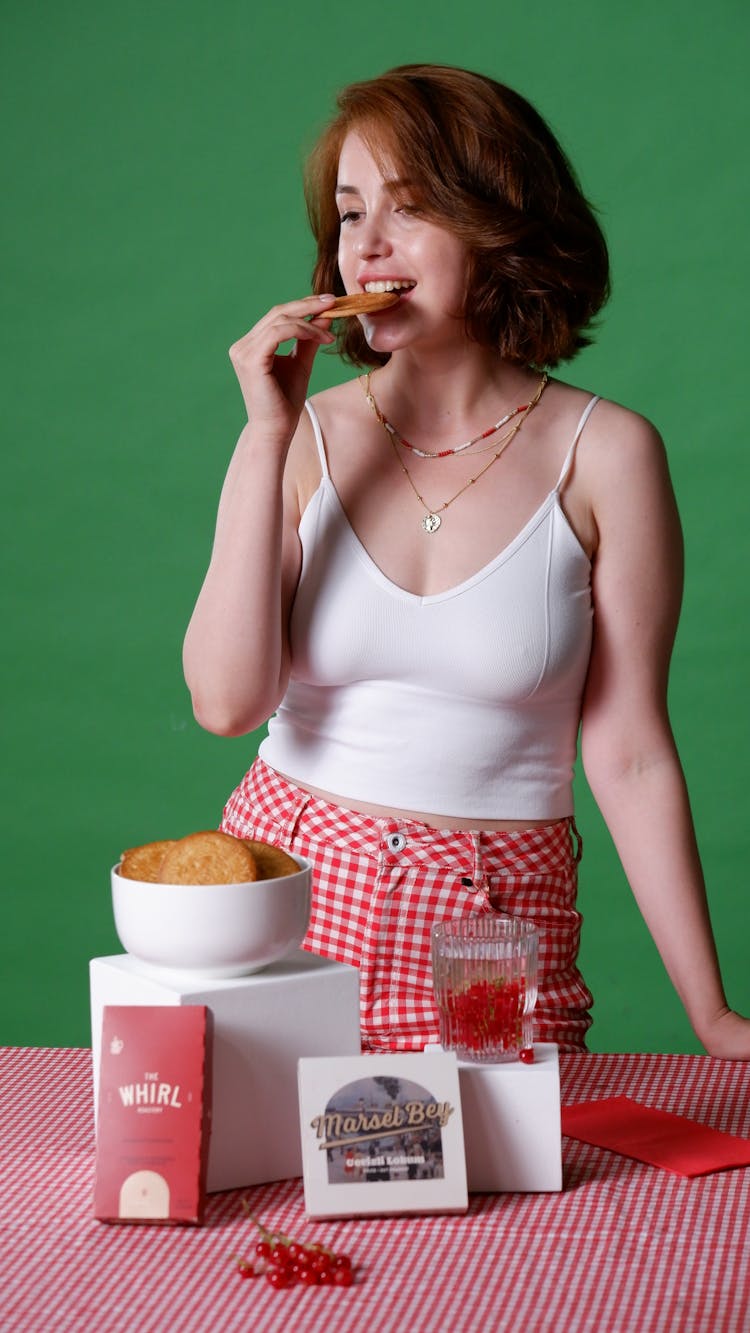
xmin=395 ymin=201 xmax=423 ymax=217
xmin=339 ymin=210 xmax=362 ymax=225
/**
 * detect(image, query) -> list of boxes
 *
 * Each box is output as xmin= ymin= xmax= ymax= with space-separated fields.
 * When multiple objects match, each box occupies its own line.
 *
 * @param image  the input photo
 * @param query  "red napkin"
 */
xmin=561 ymin=1095 xmax=750 ymax=1177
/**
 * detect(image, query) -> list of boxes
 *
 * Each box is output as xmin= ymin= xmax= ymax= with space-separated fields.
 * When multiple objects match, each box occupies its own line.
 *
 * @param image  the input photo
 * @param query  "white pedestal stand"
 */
xmin=90 ymin=951 xmax=361 ymax=1192
xmin=425 ymin=1043 xmax=562 ymax=1192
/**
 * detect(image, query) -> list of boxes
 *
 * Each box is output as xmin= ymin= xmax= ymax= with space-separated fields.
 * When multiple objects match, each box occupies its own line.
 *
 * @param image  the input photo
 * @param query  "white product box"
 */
xmin=90 ymin=951 xmax=361 ymax=1192
xmin=297 ymin=1052 xmax=468 ymax=1219
xmin=425 ymin=1043 xmax=562 ymax=1192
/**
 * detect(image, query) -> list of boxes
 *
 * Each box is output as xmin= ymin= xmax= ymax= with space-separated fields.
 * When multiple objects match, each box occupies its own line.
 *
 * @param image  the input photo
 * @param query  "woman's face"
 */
xmin=335 ymin=131 xmax=469 ymax=356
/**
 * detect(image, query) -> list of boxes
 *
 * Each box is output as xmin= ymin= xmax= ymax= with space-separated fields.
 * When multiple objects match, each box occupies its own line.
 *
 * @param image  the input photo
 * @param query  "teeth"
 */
xmin=363 ymin=280 xmax=415 ymax=293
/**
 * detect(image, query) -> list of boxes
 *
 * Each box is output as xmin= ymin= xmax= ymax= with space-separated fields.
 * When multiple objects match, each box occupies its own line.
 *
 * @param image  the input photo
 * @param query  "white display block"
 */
xmin=90 ymin=951 xmax=361 ymax=1192
xmin=425 ymin=1043 xmax=562 ymax=1192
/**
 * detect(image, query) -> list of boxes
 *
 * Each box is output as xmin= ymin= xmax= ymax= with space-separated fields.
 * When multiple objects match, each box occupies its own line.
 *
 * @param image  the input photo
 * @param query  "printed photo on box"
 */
xmin=313 ymin=1074 xmax=453 ymax=1185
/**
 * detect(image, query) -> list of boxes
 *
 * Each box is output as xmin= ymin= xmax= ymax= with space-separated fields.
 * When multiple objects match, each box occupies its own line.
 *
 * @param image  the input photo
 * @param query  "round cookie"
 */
xmin=119 ymin=840 xmax=177 ymax=882
xmin=316 ymin=291 xmax=400 ymax=318
xmin=241 ymin=839 xmax=299 ymax=880
xmin=159 ymin=831 xmax=258 ymax=884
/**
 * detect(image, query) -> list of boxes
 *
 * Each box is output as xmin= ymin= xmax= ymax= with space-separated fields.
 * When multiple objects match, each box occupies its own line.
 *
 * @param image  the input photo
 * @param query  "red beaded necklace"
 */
xmin=363 ymin=372 xmax=534 ymax=458
xmin=364 ymin=372 xmax=549 ymax=534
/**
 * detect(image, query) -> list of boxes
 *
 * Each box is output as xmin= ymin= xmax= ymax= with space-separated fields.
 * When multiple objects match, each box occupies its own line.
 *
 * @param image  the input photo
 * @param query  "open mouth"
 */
xmin=363 ymin=280 xmax=416 ymax=294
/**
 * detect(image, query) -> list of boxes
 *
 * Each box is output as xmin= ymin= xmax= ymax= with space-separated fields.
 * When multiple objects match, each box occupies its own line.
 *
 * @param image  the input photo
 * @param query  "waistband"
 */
xmin=237 ymin=758 xmax=582 ymax=886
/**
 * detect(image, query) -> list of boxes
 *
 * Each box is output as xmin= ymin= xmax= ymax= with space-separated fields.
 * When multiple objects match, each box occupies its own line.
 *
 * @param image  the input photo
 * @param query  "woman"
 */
xmin=183 ymin=65 xmax=749 ymax=1058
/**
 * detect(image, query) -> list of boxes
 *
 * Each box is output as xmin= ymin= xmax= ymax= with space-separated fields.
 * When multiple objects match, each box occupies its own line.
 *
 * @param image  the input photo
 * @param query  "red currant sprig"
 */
xmin=233 ymin=1202 xmax=355 ymax=1289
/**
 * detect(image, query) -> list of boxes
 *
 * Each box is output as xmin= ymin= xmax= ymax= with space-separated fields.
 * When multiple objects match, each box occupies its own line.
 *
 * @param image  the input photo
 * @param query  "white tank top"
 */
xmin=259 ymin=395 xmax=599 ymax=819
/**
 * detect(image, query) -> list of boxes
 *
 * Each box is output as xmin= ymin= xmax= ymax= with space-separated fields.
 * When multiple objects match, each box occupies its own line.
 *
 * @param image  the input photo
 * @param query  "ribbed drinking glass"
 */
xmin=431 ymin=916 xmax=539 ymax=1063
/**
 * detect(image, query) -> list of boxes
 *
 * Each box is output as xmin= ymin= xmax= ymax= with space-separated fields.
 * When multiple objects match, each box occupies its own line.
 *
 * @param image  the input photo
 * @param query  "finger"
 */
xmin=230 ymin=318 xmax=334 ymax=366
xmin=229 ymin=295 xmax=335 ymax=351
xmin=269 ymin=319 xmax=336 ymax=347
xmin=262 ymin=293 xmax=338 ymax=325
xmin=269 ymin=324 xmax=337 ymax=358
xmin=289 ymin=335 xmax=323 ymax=374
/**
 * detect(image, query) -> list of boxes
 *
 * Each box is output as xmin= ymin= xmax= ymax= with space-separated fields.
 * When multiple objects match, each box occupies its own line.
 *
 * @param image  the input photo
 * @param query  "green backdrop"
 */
xmin=3 ymin=0 xmax=748 ymax=1052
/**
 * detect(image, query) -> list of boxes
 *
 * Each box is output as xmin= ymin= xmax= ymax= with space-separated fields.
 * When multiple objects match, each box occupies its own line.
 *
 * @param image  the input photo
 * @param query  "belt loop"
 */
xmin=469 ymin=831 xmax=488 ymax=891
xmin=281 ymin=791 xmax=312 ymax=845
xmin=569 ymin=816 xmax=583 ymax=864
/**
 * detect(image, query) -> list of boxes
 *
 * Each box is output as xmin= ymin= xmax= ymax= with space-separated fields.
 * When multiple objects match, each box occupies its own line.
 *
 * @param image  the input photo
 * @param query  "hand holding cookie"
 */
xmin=228 ymin=294 xmax=339 ymax=437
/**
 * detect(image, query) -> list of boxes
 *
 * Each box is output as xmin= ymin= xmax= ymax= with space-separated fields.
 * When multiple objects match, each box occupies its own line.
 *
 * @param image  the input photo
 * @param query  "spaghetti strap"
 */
xmin=555 ymin=395 xmax=600 ymax=491
xmin=303 ymin=400 xmax=330 ymax=478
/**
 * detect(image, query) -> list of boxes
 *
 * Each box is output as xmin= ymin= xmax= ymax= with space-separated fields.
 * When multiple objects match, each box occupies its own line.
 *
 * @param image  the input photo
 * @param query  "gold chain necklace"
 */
xmin=369 ymin=372 xmax=548 ymax=533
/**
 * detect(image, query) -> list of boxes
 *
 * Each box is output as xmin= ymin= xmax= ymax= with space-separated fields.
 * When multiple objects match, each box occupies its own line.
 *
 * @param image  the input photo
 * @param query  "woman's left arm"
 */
xmin=578 ymin=405 xmax=750 ymax=1059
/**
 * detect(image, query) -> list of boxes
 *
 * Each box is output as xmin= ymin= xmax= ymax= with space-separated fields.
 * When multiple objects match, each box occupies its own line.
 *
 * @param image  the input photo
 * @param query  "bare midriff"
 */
xmin=279 ymin=773 xmax=566 ymax=833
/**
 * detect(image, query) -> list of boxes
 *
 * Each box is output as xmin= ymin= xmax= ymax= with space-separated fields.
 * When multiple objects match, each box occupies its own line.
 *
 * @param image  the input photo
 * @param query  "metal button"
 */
xmin=386 ymin=832 xmax=407 ymax=853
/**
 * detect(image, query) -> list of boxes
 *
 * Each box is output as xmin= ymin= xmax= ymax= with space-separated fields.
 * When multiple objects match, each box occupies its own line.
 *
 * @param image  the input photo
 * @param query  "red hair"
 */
xmin=304 ymin=64 xmax=610 ymax=368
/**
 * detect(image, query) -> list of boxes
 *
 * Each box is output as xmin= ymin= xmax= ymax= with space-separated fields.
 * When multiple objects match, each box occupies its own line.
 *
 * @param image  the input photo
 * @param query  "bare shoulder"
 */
xmin=286 ymin=375 xmax=365 ymax=512
xmin=560 ymin=389 xmax=674 ymax=521
xmin=571 ymin=392 xmax=668 ymax=480
xmin=307 ymin=373 xmax=366 ymax=431
xmin=574 ymin=395 xmax=682 ymax=582
xmin=545 ymin=383 xmax=672 ymax=557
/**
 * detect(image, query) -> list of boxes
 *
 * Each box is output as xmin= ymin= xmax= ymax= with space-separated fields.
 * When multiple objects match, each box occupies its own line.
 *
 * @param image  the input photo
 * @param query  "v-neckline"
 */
xmin=314 ymin=476 xmax=585 ymax=604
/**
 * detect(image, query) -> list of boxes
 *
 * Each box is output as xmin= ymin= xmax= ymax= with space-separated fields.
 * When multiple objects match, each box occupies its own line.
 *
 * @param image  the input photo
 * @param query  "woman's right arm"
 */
xmin=182 ymin=293 xmax=336 ymax=736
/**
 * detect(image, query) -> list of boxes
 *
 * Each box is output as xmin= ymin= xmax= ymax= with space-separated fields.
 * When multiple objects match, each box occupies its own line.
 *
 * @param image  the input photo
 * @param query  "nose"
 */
xmin=353 ymin=214 xmax=392 ymax=258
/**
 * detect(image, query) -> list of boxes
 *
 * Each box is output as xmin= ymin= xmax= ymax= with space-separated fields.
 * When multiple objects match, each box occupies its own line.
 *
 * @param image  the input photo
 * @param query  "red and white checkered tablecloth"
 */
xmin=1 ymin=1047 xmax=748 ymax=1333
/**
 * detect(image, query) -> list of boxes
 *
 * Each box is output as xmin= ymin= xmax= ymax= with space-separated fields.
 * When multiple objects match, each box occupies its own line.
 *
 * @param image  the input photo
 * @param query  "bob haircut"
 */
xmin=304 ymin=64 xmax=610 ymax=369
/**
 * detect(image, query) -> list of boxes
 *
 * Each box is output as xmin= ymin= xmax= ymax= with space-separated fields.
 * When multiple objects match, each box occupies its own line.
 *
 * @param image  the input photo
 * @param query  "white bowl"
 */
xmin=111 ymin=855 xmax=312 ymax=979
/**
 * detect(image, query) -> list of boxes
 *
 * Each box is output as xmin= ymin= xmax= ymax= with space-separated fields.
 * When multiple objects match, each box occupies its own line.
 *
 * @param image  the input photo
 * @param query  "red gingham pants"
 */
xmin=222 ymin=758 xmax=593 ymax=1053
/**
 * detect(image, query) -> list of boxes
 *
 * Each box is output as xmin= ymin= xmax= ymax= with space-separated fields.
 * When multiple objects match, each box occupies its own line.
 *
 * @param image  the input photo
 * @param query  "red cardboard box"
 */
xmin=94 ymin=1005 xmax=211 ymax=1224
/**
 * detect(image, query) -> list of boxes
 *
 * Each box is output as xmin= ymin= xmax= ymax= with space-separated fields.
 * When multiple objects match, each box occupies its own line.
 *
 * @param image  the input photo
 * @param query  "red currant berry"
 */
xmin=333 ymin=1266 xmax=354 ymax=1286
xmin=298 ymin=1267 xmax=319 ymax=1286
xmin=519 ymin=1047 xmax=535 ymax=1064
xmin=255 ymin=1240 xmax=272 ymax=1260
xmin=334 ymin=1253 xmax=352 ymax=1270
xmin=267 ymin=1268 xmax=292 ymax=1289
